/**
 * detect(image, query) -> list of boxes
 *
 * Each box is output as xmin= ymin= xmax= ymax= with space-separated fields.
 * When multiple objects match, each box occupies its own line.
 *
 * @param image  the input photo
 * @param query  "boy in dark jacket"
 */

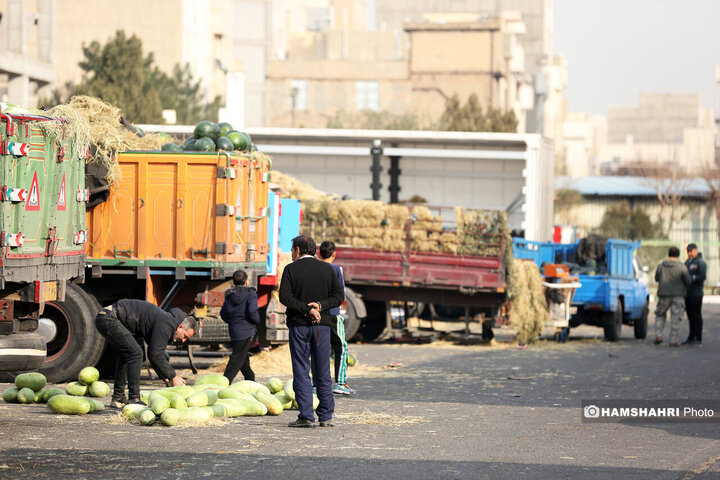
xmin=221 ymin=270 xmax=260 ymax=383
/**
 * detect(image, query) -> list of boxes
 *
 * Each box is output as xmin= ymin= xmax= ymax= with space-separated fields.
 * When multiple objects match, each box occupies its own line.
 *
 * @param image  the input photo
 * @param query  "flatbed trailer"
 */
xmin=333 ymin=245 xmax=507 ymax=341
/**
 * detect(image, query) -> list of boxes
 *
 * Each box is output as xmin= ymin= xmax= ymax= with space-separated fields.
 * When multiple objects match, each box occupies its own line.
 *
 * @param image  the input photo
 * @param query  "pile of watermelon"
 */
xmin=124 ymin=373 xmax=316 ymax=427
xmin=2 ymin=367 xmax=110 ymax=415
xmin=162 ymin=121 xmax=254 ymax=153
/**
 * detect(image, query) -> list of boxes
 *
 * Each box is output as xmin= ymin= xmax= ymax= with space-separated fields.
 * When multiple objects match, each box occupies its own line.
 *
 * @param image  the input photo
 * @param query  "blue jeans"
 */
xmin=288 ymin=325 xmax=334 ymax=422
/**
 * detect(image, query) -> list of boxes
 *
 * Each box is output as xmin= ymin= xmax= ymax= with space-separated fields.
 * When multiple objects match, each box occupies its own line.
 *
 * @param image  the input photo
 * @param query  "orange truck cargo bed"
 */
xmin=86 ymin=151 xmax=269 ymax=269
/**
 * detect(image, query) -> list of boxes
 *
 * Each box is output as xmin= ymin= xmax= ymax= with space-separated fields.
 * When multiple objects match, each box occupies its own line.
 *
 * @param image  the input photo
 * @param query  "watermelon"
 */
xmin=209 ymin=404 xmax=227 ymax=418
xmin=3 ymin=386 xmax=20 ymax=403
xmin=274 ymin=392 xmax=293 ymax=410
xmin=78 ymin=366 xmax=100 ymax=385
xmin=283 ymin=379 xmax=295 ymax=400
xmin=186 ymin=390 xmax=218 ymax=407
xmin=293 ymin=395 xmax=320 ymax=411
xmin=47 ymin=395 xmax=91 ymax=415
xmin=15 ymin=372 xmax=46 ymax=391
xmin=162 ymin=142 xmax=183 ymax=152
xmin=215 ymin=136 xmax=234 ymax=151
xmin=183 ymin=139 xmax=197 ymax=151
xmin=215 ymin=398 xmax=267 ymax=417
xmin=226 ymin=130 xmax=251 ymax=151
xmin=87 ymin=398 xmax=105 ymax=412
xmin=194 ymin=374 xmax=230 ymax=387
xmin=17 ymin=387 xmax=35 ymax=404
xmin=164 ymin=385 xmax=196 ymax=398
xmin=266 ymin=378 xmax=283 ymax=394
xmin=176 ymin=406 xmax=213 ymax=424
xmin=169 ymin=394 xmax=187 ymax=409
xmin=218 ymin=388 xmax=253 ymax=401
xmin=150 ymin=395 xmax=170 ymax=415
xmin=194 ymin=121 xmax=221 ymax=140
xmin=34 ymin=389 xmax=46 ymax=403
xmin=230 ymin=380 xmax=270 ymax=395
xmin=66 ymin=381 xmax=88 ymax=396
xmin=138 ymin=408 xmax=156 ymax=426
xmin=160 ymin=408 xmax=180 ymax=426
xmin=195 ymin=137 xmax=215 ymax=151
xmin=218 ymin=122 xmax=233 ymax=137
xmin=42 ymin=388 xmax=65 ymax=403
xmin=254 ymin=391 xmax=284 ymax=415
xmin=88 ymin=381 xmax=110 ymax=397
xmin=347 ymin=352 xmax=357 ymax=367
xmin=122 ymin=404 xmax=146 ymax=419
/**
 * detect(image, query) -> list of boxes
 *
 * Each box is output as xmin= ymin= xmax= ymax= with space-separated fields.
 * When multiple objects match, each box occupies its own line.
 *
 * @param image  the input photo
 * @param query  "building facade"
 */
xmin=54 ymin=0 xmax=234 ymax=118
xmin=0 ymin=0 xmax=55 ymax=106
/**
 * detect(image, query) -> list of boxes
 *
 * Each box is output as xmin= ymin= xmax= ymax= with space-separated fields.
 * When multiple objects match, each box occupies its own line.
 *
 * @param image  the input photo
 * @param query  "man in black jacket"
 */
xmin=95 ymin=299 xmax=196 ymax=408
xmin=279 ymin=235 xmax=344 ymax=427
xmin=684 ymin=243 xmax=707 ymax=345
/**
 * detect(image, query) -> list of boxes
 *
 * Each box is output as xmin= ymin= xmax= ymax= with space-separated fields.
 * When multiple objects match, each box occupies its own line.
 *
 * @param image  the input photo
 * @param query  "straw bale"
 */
xmin=38 ymin=96 xmax=166 ymax=185
xmin=272 ymin=171 xmax=332 ymax=202
xmin=507 ymin=259 xmax=548 ymax=345
xmin=441 ymin=243 xmax=458 ymax=255
xmin=413 ymin=206 xmax=433 ymax=220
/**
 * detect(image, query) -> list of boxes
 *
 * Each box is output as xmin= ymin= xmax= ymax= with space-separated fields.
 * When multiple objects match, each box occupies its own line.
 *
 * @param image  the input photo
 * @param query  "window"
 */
xmin=356 ymin=81 xmax=380 ymax=111
xmin=290 ymin=79 xmax=307 ymax=111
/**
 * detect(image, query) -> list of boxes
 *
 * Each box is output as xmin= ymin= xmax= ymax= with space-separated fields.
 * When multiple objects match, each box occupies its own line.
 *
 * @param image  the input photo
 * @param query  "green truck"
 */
xmin=0 ymin=112 xmax=87 ymax=374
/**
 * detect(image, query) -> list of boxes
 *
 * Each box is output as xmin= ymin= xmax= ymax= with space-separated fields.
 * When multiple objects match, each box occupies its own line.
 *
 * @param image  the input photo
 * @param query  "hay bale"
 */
xmin=507 ymin=259 xmax=548 ymax=345
xmin=38 ymin=96 xmax=166 ymax=185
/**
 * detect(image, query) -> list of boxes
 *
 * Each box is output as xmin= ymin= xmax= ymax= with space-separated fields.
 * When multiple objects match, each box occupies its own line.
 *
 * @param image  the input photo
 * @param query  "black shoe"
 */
xmin=288 ymin=418 xmax=315 ymax=428
xmin=126 ymin=397 xmax=144 ymax=405
xmin=108 ymin=398 xmax=127 ymax=409
xmin=681 ymin=339 xmax=693 ymax=345
xmin=653 ymin=337 xmax=663 ymax=345
xmin=690 ymin=339 xmax=703 ymax=346
xmin=318 ymin=420 xmax=334 ymax=427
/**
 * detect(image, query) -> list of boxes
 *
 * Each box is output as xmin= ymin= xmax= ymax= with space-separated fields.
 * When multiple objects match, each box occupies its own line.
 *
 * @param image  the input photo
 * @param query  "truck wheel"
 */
xmin=37 ymin=283 xmax=105 ymax=383
xmin=603 ymin=301 xmax=623 ymax=342
xmin=634 ymin=300 xmax=649 ymax=339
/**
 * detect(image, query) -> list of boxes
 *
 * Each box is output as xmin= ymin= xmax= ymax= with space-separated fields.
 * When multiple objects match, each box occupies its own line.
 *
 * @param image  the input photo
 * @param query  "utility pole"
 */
xmin=370 ymin=139 xmax=383 ymax=201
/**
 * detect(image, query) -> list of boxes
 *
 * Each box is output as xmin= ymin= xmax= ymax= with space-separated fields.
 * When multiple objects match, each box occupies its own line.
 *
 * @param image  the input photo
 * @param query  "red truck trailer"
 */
xmin=334 ymin=244 xmax=506 ymax=341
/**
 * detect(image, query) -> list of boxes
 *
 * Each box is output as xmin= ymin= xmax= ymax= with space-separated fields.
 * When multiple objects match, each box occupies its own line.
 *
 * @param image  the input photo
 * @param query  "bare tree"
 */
xmin=636 ymin=157 xmax=693 ymax=238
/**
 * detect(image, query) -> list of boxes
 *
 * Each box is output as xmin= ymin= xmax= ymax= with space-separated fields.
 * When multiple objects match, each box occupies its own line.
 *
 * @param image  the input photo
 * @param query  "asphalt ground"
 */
xmin=1 ymin=301 xmax=719 ymax=479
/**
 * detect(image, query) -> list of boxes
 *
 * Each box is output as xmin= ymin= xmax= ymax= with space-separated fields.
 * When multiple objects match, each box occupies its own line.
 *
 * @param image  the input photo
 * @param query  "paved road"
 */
xmin=1 ymin=303 xmax=719 ymax=479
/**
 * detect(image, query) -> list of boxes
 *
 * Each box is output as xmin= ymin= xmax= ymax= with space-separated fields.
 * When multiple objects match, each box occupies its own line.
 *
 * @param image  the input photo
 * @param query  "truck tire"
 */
xmin=38 ymin=283 xmax=105 ymax=383
xmin=634 ymin=300 xmax=649 ymax=340
xmin=341 ymin=289 xmax=362 ymax=341
xmin=603 ymin=301 xmax=623 ymax=342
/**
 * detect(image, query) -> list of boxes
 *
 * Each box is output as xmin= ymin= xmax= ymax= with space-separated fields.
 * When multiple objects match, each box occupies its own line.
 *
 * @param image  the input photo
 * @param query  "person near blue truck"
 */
xmin=684 ymin=243 xmax=706 ymax=345
xmin=653 ymin=247 xmax=691 ymax=347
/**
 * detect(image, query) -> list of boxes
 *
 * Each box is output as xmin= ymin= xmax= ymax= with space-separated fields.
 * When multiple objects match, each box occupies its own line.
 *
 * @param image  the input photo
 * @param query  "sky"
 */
xmin=554 ymin=0 xmax=720 ymax=116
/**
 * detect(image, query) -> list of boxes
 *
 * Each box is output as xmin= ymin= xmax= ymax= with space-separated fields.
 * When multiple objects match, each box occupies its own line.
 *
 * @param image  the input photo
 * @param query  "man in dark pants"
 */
xmin=684 ymin=243 xmax=707 ymax=345
xmin=279 ymin=235 xmax=344 ymax=428
xmin=95 ymin=299 xmax=196 ymax=408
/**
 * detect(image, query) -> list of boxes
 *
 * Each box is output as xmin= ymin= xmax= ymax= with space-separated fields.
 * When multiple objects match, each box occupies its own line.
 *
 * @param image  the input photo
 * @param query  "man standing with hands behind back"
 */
xmin=279 ymin=235 xmax=344 ymax=428
xmin=684 ymin=243 xmax=706 ymax=345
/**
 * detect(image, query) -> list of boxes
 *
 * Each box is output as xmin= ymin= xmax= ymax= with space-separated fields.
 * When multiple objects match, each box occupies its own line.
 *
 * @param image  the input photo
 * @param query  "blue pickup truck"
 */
xmin=513 ymin=237 xmax=650 ymax=341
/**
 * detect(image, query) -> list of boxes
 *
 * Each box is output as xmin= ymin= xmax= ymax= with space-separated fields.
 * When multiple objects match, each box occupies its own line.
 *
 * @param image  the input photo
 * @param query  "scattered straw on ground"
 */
xmin=335 ymin=410 xmax=427 ymax=426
